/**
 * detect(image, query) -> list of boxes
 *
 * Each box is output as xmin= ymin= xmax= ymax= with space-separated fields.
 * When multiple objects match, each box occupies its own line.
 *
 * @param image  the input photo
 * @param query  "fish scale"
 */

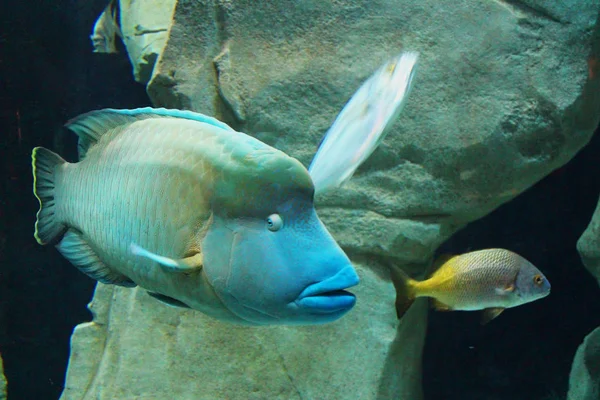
xmin=431 ymin=251 xmax=522 ymax=309
xmin=57 ymin=120 xmax=215 ymax=290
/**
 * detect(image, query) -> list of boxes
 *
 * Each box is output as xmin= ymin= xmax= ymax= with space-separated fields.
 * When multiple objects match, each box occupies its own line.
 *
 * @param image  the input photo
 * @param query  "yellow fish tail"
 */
xmin=390 ymin=267 xmax=418 ymax=320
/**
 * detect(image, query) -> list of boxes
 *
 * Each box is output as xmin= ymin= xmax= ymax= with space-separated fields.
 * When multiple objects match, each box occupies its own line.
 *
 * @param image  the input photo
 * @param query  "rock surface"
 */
xmin=61 ymin=266 xmax=428 ymax=400
xmin=568 ymin=327 xmax=600 ymax=400
xmin=570 ymin=194 xmax=600 ymax=400
xmin=146 ymin=0 xmax=600 ymax=263
xmin=0 ymin=355 xmax=6 ymax=400
xmin=62 ymin=1 xmax=600 ymax=399
xmin=578 ymin=196 xmax=600 ymax=287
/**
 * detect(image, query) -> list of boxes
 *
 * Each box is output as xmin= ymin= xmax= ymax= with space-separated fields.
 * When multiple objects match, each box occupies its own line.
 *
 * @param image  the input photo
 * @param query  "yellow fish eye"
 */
xmin=533 ymin=274 xmax=544 ymax=286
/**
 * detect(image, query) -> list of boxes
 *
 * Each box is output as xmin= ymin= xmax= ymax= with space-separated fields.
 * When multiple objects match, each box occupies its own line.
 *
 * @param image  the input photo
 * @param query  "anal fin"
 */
xmin=147 ymin=292 xmax=191 ymax=309
xmin=431 ymin=298 xmax=453 ymax=311
xmin=56 ymin=229 xmax=136 ymax=287
xmin=481 ymin=307 xmax=505 ymax=325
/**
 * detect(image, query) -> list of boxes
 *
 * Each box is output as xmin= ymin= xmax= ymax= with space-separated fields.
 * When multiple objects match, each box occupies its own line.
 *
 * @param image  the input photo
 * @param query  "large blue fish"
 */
xmin=32 ymin=108 xmax=359 ymax=325
xmin=31 ymin=50 xmax=420 ymax=326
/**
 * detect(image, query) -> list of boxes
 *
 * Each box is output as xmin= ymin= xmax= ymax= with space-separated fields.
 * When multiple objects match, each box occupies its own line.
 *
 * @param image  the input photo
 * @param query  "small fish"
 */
xmin=392 ymin=249 xmax=551 ymax=324
xmin=90 ymin=0 xmax=122 ymax=54
xmin=31 ymin=107 xmax=359 ymax=326
xmin=308 ymin=51 xmax=419 ymax=195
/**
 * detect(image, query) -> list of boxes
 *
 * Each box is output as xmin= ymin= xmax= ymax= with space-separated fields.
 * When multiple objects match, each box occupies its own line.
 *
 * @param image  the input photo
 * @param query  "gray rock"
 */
xmin=61 ymin=265 xmax=428 ymax=400
xmin=571 ymin=193 xmax=600 ymax=400
xmin=62 ymin=1 xmax=600 ymax=399
xmin=146 ymin=0 xmax=600 ymax=263
xmin=567 ymin=327 xmax=600 ymax=400
xmin=578 ymin=197 xmax=600 ymax=286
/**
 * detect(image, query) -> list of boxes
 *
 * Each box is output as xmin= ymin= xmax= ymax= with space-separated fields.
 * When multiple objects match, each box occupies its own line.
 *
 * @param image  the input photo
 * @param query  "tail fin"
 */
xmin=390 ymin=267 xmax=417 ymax=320
xmin=32 ymin=147 xmax=67 ymax=245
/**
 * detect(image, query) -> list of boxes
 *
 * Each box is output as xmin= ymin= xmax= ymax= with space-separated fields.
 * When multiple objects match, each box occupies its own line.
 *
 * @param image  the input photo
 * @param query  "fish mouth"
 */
xmin=294 ymin=266 xmax=359 ymax=313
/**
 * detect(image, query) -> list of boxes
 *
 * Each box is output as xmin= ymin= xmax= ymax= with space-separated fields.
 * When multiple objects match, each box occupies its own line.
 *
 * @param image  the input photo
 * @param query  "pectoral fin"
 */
xmin=481 ymin=307 xmax=505 ymax=325
xmin=495 ymin=283 xmax=516 ymax=296
xmin=130 ymin=243 xmax=203 ymax=273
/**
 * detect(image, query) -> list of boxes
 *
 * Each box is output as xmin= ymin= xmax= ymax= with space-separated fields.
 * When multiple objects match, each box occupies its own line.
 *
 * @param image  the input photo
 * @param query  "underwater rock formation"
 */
xmin=570 ymin=196 xmax=600 ymax=400
xmin=61 ymin=271 xmax=428 ymax=400
xmin=578 ymin=197 xmax=600 ymax=287
xmin=144 ymin=0 xmax=600 ymax=264
xmin=0 ymin=356 xmax=6 ymax=400
xmin=567 ymin=327 xmax=600 ymax=400
xmin=64 ymin=1 xmax=600 ymax=399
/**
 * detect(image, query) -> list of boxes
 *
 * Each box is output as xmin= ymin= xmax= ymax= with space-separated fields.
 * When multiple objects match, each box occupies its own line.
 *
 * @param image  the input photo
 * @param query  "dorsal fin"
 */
xmin=64 ymin=107 xmax=236 ymax=160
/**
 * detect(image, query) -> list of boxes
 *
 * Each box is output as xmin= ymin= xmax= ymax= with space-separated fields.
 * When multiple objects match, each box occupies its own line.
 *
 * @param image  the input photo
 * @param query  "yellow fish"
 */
xmin=392 ymin=249 xmax=551 ymax=324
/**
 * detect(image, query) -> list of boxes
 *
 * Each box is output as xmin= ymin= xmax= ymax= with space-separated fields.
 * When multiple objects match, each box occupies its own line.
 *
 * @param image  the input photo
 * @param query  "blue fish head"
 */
xmin=201 ymin=197 xmax=359 ymax=325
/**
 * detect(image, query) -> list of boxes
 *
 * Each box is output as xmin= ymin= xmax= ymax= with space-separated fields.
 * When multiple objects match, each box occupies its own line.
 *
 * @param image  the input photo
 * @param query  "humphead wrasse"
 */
xmin=31 ymin=108 xmax=359 ymax=326
xmin=392 ymin=249 xmax=551 ymax=324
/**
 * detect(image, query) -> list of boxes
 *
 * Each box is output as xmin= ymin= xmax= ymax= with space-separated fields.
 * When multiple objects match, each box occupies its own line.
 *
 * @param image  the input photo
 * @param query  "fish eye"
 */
xmin=266 ymin=214 xmax=283 ymax=232
xmin=533 ymin=274 xmax=544 ymax=286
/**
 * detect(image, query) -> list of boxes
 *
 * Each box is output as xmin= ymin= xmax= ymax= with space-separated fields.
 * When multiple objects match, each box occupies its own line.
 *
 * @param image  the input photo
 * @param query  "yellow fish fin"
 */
xmin=390 ymin=266 xmax=418 ymax=320
xmin=481 ymin=307 xmax=505 ymax=325
xmin=431 ymin=298 xmax=453 ymax=311
xmin=130 ymin=243 xmax=203 ymax=273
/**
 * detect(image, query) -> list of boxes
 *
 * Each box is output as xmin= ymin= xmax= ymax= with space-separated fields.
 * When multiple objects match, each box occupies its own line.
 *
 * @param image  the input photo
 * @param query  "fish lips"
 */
xmin=293 ymin=266 xmax=359 ymax=314
xmin=539 ymin=277 xmax=551 ymax=298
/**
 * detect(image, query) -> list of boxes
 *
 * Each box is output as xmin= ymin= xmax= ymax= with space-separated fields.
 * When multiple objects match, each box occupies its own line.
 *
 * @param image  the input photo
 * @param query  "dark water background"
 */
xmin=0 ymin=1 xmax=599 ymax=400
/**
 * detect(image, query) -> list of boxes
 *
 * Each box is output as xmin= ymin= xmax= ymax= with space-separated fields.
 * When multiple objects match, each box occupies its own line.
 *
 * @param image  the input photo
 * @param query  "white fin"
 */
xmin=309 ymin=51 xmax=419 ymax=195
xmin=130 ymin=243 xmax=180 ymax=268
xmin=90 ymin=0 xmax=122 ymax=54
xmin=130 ymin=243 xmax=203 ymax=273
